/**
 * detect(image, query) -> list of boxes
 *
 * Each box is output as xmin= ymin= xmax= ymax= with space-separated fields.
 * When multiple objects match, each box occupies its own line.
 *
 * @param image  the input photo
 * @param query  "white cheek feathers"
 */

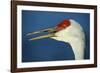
xmin=51 ymin=19 xmax=85 ymax=60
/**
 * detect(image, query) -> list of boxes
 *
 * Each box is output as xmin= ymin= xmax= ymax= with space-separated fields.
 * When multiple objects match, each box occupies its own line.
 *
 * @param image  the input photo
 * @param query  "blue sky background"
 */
xmin=22 ymin=10 xmax=90 ymax=62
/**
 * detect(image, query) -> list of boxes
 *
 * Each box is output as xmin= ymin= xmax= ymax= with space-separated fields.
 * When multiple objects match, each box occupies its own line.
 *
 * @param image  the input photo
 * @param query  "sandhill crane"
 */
xmin=27 ymin=19 xmax=85 ymax=60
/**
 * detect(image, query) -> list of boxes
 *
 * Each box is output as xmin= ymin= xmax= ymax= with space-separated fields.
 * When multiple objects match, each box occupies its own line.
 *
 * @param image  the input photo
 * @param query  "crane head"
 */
xmin=27 ymin=19 xmax=85 ymax=60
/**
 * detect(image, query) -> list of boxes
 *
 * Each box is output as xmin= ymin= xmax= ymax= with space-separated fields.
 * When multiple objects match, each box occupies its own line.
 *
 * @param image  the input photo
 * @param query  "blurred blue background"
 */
xmin=22 ymin=10 xmax=90 ymax=62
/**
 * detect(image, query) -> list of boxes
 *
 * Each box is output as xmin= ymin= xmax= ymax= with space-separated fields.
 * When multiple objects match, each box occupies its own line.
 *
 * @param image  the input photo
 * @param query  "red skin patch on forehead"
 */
xmin=56 ymin=19 xmax=71 ymax=31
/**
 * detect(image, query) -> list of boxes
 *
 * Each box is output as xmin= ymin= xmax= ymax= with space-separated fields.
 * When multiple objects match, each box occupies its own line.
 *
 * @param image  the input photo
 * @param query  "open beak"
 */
xmin=27 ymin=28 xmax=56 ymax=41
xmin=27 ymin=19 xmax=70 ymax=41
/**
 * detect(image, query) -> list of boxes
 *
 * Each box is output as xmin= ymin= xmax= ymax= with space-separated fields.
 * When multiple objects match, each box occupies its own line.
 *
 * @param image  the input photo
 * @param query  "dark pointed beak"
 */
xmin=27 ymin=27 xmax=56 ymax=41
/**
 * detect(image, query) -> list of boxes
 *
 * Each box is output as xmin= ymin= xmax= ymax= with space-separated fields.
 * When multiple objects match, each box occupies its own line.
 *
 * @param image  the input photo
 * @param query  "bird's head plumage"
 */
xmin=55 ymin=19 xmax=71 ymax=31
